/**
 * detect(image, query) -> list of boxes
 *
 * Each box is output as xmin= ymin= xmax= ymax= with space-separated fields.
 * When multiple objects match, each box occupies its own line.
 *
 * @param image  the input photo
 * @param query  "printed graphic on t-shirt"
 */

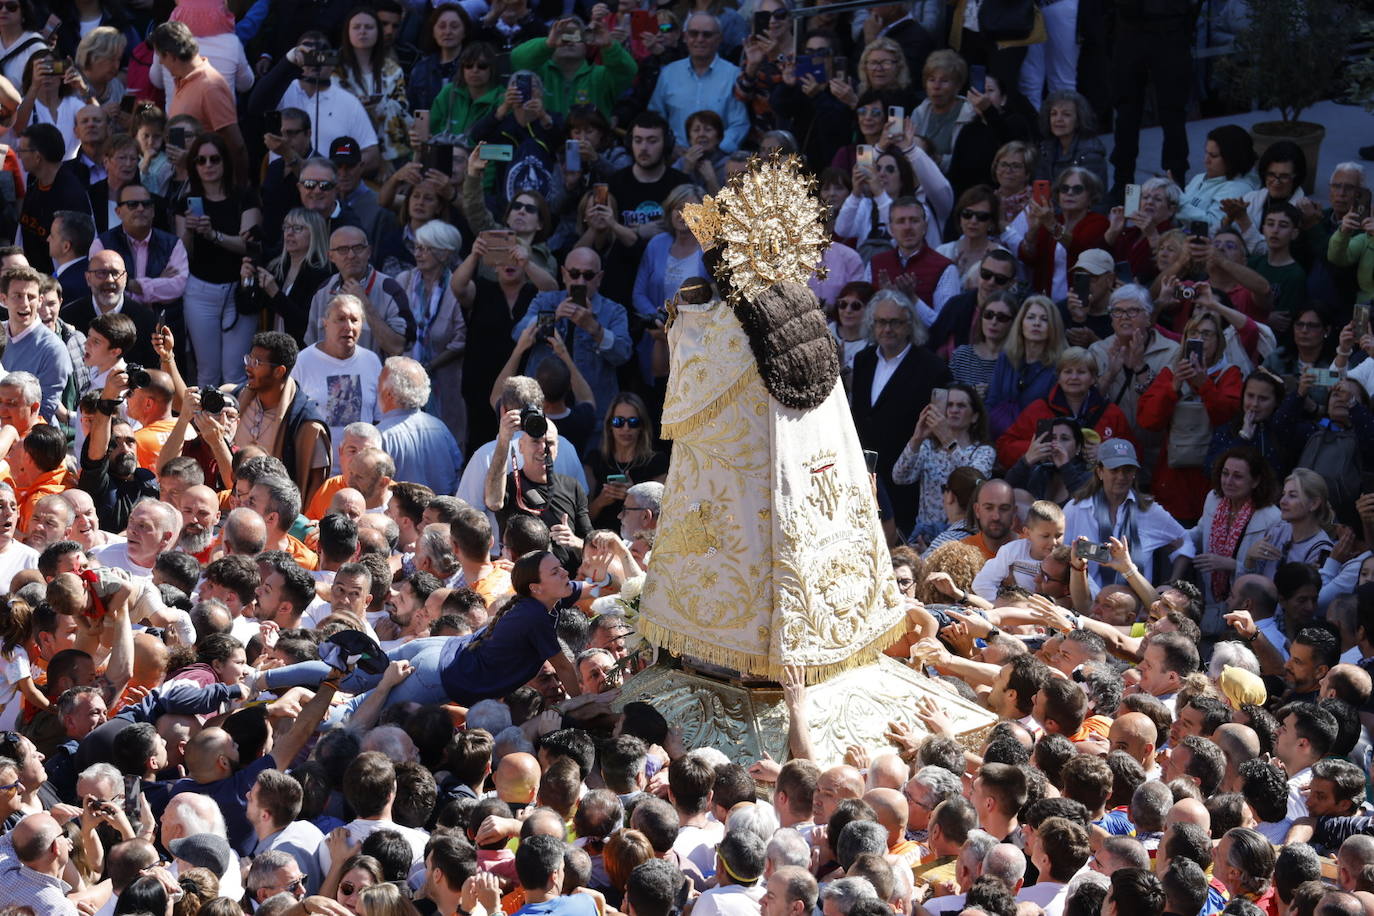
xmin=325 ymin=374 xmax=364 ymax=426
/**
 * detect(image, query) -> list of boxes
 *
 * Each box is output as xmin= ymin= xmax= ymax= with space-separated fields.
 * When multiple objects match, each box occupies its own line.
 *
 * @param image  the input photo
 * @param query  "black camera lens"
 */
xmin=200 ymin=388 xmax=227 ymax=414
xmin=126 ymin=363 xmax=150 ymax=389
xmin=520 ymin=405 xmax=548 ymax=439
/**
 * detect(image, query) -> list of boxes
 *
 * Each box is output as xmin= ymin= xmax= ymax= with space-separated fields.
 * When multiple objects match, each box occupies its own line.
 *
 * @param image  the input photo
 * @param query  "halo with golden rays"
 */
xmin=681 ymin=153 xmax=831 ymax=305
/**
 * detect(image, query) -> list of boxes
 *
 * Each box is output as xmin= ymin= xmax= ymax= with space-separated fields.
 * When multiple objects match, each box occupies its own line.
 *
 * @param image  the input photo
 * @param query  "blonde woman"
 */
xmin=985 ymin=294 xmax=1065 ymax=436
xmin=75 ymin=26 xmax=126 ymax=107
xmin=850 ymin=37 xmax=915 ymax=105
xmin=991 ymin=140 xmax=1037 ymax=226
xmin=1244 ymin=469 xmax=1335 ymax=579
xmin=357 ymin=882 xmax=422 ymax=915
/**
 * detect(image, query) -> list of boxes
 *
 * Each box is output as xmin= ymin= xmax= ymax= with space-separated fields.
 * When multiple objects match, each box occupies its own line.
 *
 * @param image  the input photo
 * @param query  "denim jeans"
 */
xmin=183 ymin=275 xmax=257 ymax=388
xmin=1019 ymin=0 xmax=1080 ymax=107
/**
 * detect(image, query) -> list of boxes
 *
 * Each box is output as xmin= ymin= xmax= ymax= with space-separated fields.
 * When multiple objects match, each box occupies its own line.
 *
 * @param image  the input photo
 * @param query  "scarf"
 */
xmin=1207 ymin=497 xmax=1254 ymax=599
xmin=407 ymin=268 xmax=452 ymax=365
xmin=1092 ymin=489 xmax=1148 ymax=586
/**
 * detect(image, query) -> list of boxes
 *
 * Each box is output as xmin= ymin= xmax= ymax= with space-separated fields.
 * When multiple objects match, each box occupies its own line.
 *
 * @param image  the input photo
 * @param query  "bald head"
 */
xmin=982 ymin=843 xmax=1027 ymax=890
xmin=494 ymin=752 xmax=541 ymax=805
xmin=1323 ymin=664 xmax=1373 ymax=705
xmin=815 ymin=765 xmax=865 ymax=823
xmin=329 ymin=487 xmax=367 ymax=520
xmin=1166 ymin=798 xmax=1210 ymax=833
xmin=11 ymin=812 xmax=64 ymax=867
xmin=223 ymin=507 xmax=268 ymax=556
xmin=864 ymin=788 xmax=908 ymax=845
xmin=184 ymin=727 xmax=238 ymax=782
xmin=1108 ymin=712 xmax=1158 ymax=769
xmin=867 ymin=753 xmax=910 ymax=790
xmin=131 ymin=633 xmax=169 ymax=688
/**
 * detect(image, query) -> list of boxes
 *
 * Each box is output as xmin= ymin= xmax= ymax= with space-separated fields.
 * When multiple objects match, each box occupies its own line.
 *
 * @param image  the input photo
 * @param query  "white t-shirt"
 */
xmin=276 ymin=82 xmax=379 ymax=157
xmin=0 ymin=32 xmax=43 ymax=93
xmin=290 ymin=344 xmax=382 ymax=470
xmin=1016 ymin=882 xmax=1069 ymax=916
xmin=0 ymin=643 xmax=31 ymax=730
xmin=91 ymin=541 xmax=153 ymax=583
xmin=319 ymin=819 xmax=429 ymax=874
xmin=693 ymin=884 xmax=765 ymax=916
xmin=0 ymin=539 xmax=39 ymax=594
xmin=672 ymin=821 xmax=725 ymax=879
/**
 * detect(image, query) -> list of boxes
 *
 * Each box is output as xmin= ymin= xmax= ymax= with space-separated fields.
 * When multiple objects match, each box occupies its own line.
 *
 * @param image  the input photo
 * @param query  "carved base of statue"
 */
xmin=612 ymin=655 xmax=997 ymax=767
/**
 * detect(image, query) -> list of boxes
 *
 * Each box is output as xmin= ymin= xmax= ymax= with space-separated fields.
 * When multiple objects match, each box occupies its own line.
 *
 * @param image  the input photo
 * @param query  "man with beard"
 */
xmin=962 ymin=478 xmax=1018 ymax=561
xmin=233 ymin=333 xmax=331 ymax=507
xmin=376 ymin=570 xmax=443 ymax=649
xmin=78 ymin=366 xmax=160 ymax=533
xmin=178 ymin=484 xmax=221 ymax=563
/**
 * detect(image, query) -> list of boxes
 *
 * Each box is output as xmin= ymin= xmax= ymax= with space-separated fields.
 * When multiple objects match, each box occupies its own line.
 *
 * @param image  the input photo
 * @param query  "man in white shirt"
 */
xmin=1274 ymin=702 xmax=1339 ymax=821
xmin=694 ymin=830 xmax=767 ymax=916
xmin=290 ymin=293 xmax=381 ymax=469
xmin=1015 ymin=816 xmax=1090 ymax=916
xmin=0 ymin=483 xmax=39 ymax=593
xmin=272 ymin=40 xmax=381 ymax=175
xmin=320 ymin=752 xmax=430 ymax=872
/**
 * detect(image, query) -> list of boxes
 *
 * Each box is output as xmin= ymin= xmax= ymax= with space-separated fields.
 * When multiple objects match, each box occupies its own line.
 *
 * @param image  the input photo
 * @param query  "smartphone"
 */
xmin=929 ymin=387 xmax=948 ymax=413
xmin=570 ymin=284 xmax=588 ymax=307
xmin=263 ymin=109 xmax=283 ymax=136
xmin=753 ymin=10 xmax=771 ymax=35
xmin=858 ymin=145 xmax=875 ymax=169
xmin=1354 ymin=187 xmax=1373 ymax=221
xmin=427 ymin=143 xmax=454 ymax=174
xmin=863 ymin=449 xmax=879 ymax=474
xmin=515 ymin=73 xmax=532 ymax=102
xmin=412 ymin=112 xmax=430 ymax=144
xmin=495 ymin=52 xmax=512 ymax=80
xmin=794 ymin=53 xmax=828 ymax=83
xmin=969 ymin=64 xmax=986 ymax=94
xmin=481 ymin=144 xmax=514 ymax=162
xmin=1353 ymin=303 xmax=1370 ymax=340
xmin=1189 ymin=219 xmax=1209 ymax=239
xmin=593 ymin=183 xmax=609 ymax=207
xmin=154 ymin=309 xmax=167 ymax=332
xmin=168 ymin=125 xmax=188 ymax=149
xmin=565 ymin=138 xmax=581 ymax=173
xmin=479 ymin=229 xmax=516 ymax=248
xmin=48 ymin=59 xmax=66 ymax=75
xmin=1073 ymin=540 xmax=1113 ymax=563
xmin=1035 ymin=417 xmax=1056 ymax=440
xmin=606 ymin=474 xmax=629 ymax=485
xmin=119 ymin=92 xmax=141 ymax=116
xmin=1310 ymin=367 xmax=1343 ymax=388
xmin=833 ymin=56 xmax=848 ymax=79
xmin=186 ymin=196 xmax=204 ymax=217
xmin=41 ymin=13 xmax=61 ymax=38
xmin=1032 ymin=179 xmax=1051 ymax=207
xmin=887 ymin=105 xmax=904 ymax=138
xmin=536 ymin=311 xmax=556 ymax=336
xmin=1185 ymin=337 xmax=1205 ymax=364
xmin=1114 ymin=260 xmax=1133 ymax=284
xmin=1073 ymin=272 xmax=1092 ymax=306
xmin=1124 ymin=183 xmax=1141 ymax=216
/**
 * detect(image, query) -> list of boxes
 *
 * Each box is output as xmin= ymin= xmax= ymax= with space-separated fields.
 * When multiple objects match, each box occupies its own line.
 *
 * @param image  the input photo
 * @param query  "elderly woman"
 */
xmin=847 ymin=37 xmax=917 ymax=110
xmin=395 ymin=221 xmax=468 ymax=447
xmin=75 ymin=26 xmax=126 ymax=109
xmin=1177 ymin=125 xmax=1256 ymax=232
xmin=991 ymin=141 xmax=1037 ymax=227
xmin=909 ymin=50 xmax=978 ymax=175
xmin=985 ymin=294 xmax=1065 ymax=436
xmin=1106 ymin=177 xmax=1181 ymax=283
xmin=1175 ymin=446 xmax=1281 ymax=617
xmin=1032 ymin=91 xmax=1107 ymax=191
xmin=997 ymin=345 xmax=1133 ymax=468
xmin=1063 ymin=438 xmax=1186 ymax=588
xmin=1137 ymin=310 xmax=1243 ymax=522
xmin=1014 ymin=165 xmax=1106 ymax=297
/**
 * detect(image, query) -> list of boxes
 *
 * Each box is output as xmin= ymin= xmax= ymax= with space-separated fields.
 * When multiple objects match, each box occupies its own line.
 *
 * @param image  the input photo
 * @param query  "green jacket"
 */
xmin=1329 ymin=228 xmax=1374 ymax=303
xmin=509 ymin=38 xmax=637 ymax=117
xmin=429 ymin=84 xmax=504 ymax=139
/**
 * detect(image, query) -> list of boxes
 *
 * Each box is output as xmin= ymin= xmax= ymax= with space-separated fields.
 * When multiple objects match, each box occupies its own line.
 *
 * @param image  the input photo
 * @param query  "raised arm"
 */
xmin=484 ymin=410 xmax=519 ymax=512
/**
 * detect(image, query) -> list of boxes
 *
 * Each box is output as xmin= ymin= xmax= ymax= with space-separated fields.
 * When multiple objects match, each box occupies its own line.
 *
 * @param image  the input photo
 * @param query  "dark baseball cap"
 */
xmin=329 ymin=136 xmax=361 ymax=165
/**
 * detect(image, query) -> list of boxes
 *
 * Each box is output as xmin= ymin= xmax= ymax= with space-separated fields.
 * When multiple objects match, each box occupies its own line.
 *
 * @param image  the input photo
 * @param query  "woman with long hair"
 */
xmin=74 ymin=25 xmax=127 ymax=107
xmin=337 ymin=5 xmax=410 ymax=166
xmin=1136 ymin=309 xmax=1244 ymax=523
xmin=408 ymin=3 xmax=472 ymax=111
xmin=950 ymin=289 xmax=1017 ymax=395
xmin=1063 ymin=438 xmax=1186 ymax=588
xmin=13 ymin=48 xmax=94 ymax=149
xmin=828 ymin=88 xmax=899 ymax=173
xmin=1175 ymin=446 xmax=1281 ymax=615
xmin=985 ymin=295 xmax=1065 ymax=436
xmin=1005 ymin=417 xmax=1092 ymax=504
xmin=632 ymin=185 xmax=707 ymax=341
xmin=430 ymin=41 xmax=503 ymax=138
xmin=1243 ymin=468 xmax=1335 ymax=579
xmin=892 ymin=383 xmax=996 ymax=543
xmin=321 ymin=852 xmax=384 ymax=912
xmin=0 ymin=0 xmax=44 ymax=91
xmin=1016 ymin=165 xmax=1107 ymax=297
xmin=395 ymin=220 xmax=468 ymax=445
xmin=242 ymin=207 xmax=330 ymax=341
xmin=1032 ymin=90 xmax=1107 ymax=191
xmin=1177 ymin=125 xmax=1256 ymax=232
xmin=997 ymin=346 xmax=1134 ymax=469
xmin=584 ymin=393 xmax=670 ymax=530
xmin=177 ymin=131 xmax=262 ymax=386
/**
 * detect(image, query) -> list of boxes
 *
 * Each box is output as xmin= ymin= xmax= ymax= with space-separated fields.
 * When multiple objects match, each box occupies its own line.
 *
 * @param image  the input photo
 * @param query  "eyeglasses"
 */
xmin=876 ymin=163 xmax=898 ymax=174
xmin=873 ymin=317 xmax=907 ymax=328
xmin=868 ymin=57 xmax=898 ymax=69
xmin=119 ymin=199 xmax=153 ymax=209
xmin=837 ymin=299 xmax=865 ymax=311
xmin=463 ymin=61 xmax=491 ymax=70
xmin=194 ymin=154 xmax=222 ymax=166
xmin=509 ymin=200 xmax=539 ymax=215
xmin=281 ymin=877 xmax=306 ymax=895
xmin=1059 ymin=184 xmax=1086 ymax=194
xmin=1293 ymin=320 xmax=1325 ymax=330
xmin=685 ymin=29 xmax=719 ymax=38
xmin=979 ymin=268 xmax=1013 ymax=286
xmin=610 ymin=416 xmax=642 ymax=428
xmin=856 ymin=106 xmax=884 ymax=117
xmin=982 ymin=310 xmax=1014 ymax=322
xmin=86 ymin=268 xmax=126 ymax=279
xmin=300 ymin=179 xmax=337 ymax=191
xmin=961 ymin=209 xmax=994 ymax=222
xmin=619 ymin=505 xmax=650 ymax=517
xmin=995 ymin=160 xmax=1026 ymax=171
xmin=1265 ymin=171 xmax=1295 ymax=182
xmin=340 ymin=882 xmax=361 ymax=896
xmin=765 ymin=8 xmax=788 ymax=18
xmin=282 ymin=223 xmax=308 ymax=233
xmin=895 ymin=576 xmax=914 ymax=590
xmin=565 ymin=268 xmax=599 ymax=280
xmin=330 ymin=243 xmax=370 ymax=256
xmin=243 ymin=355 xmax=279 ymax=369
xmin=1109 ymin=307 xmax=1146 ymax=319
xmin=0 ymin=3 xmax=21 ymax=12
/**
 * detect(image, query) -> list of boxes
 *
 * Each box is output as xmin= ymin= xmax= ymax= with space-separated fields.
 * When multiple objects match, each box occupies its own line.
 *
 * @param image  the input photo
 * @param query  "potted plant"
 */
xmin=1219 ymin=0 xmax=1352 ymax=193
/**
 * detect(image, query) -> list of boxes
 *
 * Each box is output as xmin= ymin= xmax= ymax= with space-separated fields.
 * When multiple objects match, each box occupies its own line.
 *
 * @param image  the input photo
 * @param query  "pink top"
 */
xmin=172 ymin=0 xmax=236 ymax=36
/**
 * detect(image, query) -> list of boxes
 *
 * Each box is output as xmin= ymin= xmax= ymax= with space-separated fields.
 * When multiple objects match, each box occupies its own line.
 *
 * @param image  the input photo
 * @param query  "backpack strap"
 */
xmin=0 ymin=35 xmax=48 ymax=73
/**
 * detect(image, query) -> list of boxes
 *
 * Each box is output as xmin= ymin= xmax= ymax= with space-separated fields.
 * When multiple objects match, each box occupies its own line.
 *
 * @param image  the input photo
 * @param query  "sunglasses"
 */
xmin=837 ymin=299 xmax=865 ymax=311
xmin=565 ymin=268 xmax=598 ymax=280
xmin=508 ymin=200 xmax=539 ymax=214
xmin=194 ymin=154 xmax=222 ymax=166
xmin=119 ymin=198 xmax=153 ymax=209
xmin=341 ymin=883 xmax=362 ymax=896
xmin=0 ymin=3 xmax=21 ymax=12
xmin=463 ymin=61 xmax=491 ymax=70
xmin=300 ymin=179 xmax=337 ymax=191
xmin=960 ymin=208 xmax=993 ymax=222
xmin=982 ymin=310 xmax=1014 ymax=322
xmin=979 ymin=268 xmax=1013 ymax=286
xmin=0 ymin=781 xmax=20 ymax=794
xmin=610 ymin=416 xmax=642 ymax=428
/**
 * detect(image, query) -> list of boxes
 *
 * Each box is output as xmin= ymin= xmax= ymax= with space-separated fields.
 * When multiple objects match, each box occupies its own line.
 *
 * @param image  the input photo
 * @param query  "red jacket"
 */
xmin=996 ymin=384 xmax=1135 ymax=469
xmin=1019 ymin=212 xmax=1109 ymax=295
xmin=1137 ymin=363 xmax=1243 ymax=520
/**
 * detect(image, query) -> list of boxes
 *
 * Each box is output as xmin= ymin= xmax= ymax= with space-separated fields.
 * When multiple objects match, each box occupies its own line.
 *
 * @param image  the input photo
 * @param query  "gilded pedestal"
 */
xmin=614 ymin=655 xmax=998 ymax=767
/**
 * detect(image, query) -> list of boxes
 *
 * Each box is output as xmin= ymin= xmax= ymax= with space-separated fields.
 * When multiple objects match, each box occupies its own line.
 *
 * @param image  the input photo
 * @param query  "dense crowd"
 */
xmin=0 ymin=0 xmax=1372 ymax=915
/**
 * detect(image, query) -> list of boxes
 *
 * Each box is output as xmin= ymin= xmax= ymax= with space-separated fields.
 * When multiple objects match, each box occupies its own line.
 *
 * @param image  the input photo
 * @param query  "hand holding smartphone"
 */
xmin=1032 ymin=180 xmax=1051 ymax=207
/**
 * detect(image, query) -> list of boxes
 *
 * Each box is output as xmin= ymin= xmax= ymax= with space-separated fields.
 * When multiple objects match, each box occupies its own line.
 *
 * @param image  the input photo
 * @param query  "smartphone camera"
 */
xmin=1073 ymin=540 xmax=1113 ymax=563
